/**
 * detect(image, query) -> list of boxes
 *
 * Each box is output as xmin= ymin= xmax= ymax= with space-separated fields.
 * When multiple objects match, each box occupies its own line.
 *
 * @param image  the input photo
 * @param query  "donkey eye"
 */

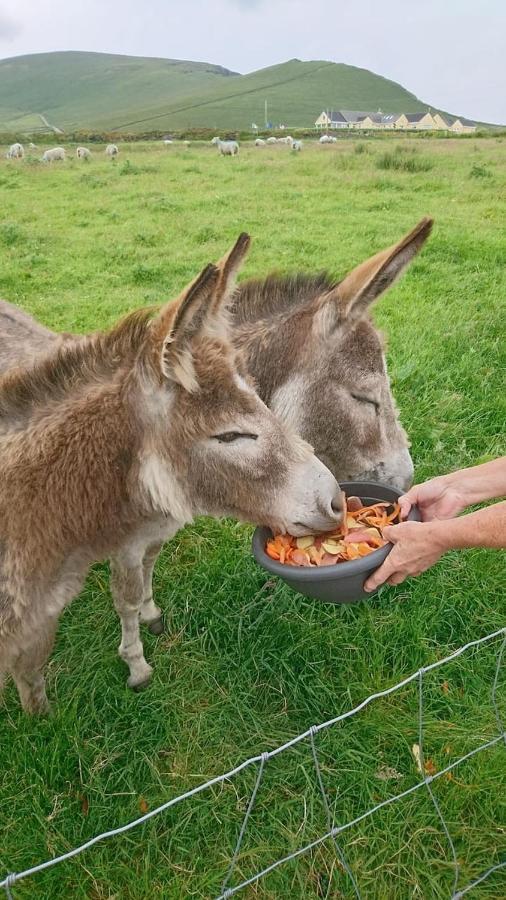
xmin=214 ymin=431 xmax=258 ymax=443
xmin=351 ymin=393 xmax=380 ymax=412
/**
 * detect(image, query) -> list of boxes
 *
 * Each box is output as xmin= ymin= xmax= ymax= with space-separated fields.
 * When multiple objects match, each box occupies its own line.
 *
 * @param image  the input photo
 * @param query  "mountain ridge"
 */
xmin=0 ymin=50 xmax=471 ymax=133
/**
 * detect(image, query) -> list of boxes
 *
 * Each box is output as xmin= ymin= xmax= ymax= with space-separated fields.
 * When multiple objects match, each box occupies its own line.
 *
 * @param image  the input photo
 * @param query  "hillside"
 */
xmin=111 ymin=58 xmax=432 ymax=132
xmin=1 ymin=51 xmax=440 ymax=133
xmin=0 ymin=51 xmax=239 ymax=133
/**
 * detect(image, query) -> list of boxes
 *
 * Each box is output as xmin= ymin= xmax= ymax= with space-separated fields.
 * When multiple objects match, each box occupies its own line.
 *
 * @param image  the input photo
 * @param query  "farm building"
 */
xmin=451 ymin=116 xmax=477 ymax=133
xmin=314 ymin=110 xmax=349 ymax=128
xmin=314 ymin=109 xmax=477 ymax=131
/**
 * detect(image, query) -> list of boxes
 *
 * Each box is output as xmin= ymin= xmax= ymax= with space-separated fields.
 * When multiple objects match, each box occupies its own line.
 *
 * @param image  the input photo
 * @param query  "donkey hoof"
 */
xmin=131 ymin=678 xmax=151 ymax=692
xmin=148 ymin=616 xmax=164 ymax=635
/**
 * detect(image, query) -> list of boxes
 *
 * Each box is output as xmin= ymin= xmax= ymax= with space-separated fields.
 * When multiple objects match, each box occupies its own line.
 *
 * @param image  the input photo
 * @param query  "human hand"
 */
xmin=398 ymin=476 xmax=467 ymax=522
xmin=363 ymin=520 xmax=448 ymax=592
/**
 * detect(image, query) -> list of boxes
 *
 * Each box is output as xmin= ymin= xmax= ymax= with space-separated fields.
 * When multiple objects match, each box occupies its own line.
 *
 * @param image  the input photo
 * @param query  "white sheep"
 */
xmin=105 ymin=144 xmax=119 ymax=157
xmin=163 ymin=139 xmax=173 ymax=145
xmin=266 ymin=136 xmax=278 ymax=144
xmin=211 ymin=137 xmax=239 ymax=156
xmin=255 ymin=138 xmax=266 ymax=146
xmin=291 ymin=140 xmax=302 ymax=152
xmin=42 ymin=147 xmax=66 ymax=162
xmin=319 ymin=134 xmax=331 ymax=144
xmin=76 ymin=147 xmax=91 ymax=159
xmin=7 ymin=143 xmax=24 ymax=159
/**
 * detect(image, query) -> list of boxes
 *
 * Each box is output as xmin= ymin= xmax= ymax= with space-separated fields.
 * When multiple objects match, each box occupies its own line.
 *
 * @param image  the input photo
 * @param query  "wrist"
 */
xmin=427 ymin=518 xmax=455 ymax=553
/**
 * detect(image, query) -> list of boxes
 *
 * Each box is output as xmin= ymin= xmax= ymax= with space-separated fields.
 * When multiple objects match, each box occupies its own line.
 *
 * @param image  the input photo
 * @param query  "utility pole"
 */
xmin=265 ymin=99 xmax=268 ymax=128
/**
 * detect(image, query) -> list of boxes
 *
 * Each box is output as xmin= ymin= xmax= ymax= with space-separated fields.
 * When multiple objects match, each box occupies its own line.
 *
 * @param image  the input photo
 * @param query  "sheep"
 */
xmin=76 ymin=147 xmax=91 ymax=159
xmin=291 ymin=139 xmax=302 ymax=152
xmin=105 ymin=144 xmax=119 ymax=157
xmin=42 ymin=147 xmax=66 ymax=163
xmin=255 ymin=138 xmax=266 ymax=146
xmin=163 ymin=139 xmax=173 ymax=145
xmin=266 ymin=136 xmax=278 ymax=144
xmin=7 ymin=143 xmax=24 ymax=159
xmin=211 ymin=137 xmax=239 ymax=156
xmin=29 ymin=142 xmax=37 ymax=150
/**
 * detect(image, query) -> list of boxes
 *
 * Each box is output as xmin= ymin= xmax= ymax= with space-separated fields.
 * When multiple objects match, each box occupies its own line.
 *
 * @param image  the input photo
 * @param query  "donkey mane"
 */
xmin=232 ymin=272 xmax=337 ymax=324
xmin=0 ymin=308 xmax=153 ymax=420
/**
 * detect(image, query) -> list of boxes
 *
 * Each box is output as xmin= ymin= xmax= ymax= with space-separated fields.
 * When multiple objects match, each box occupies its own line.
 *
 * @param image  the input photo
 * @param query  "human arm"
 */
xmin=398 ymin=457 xmax=506 ymax=522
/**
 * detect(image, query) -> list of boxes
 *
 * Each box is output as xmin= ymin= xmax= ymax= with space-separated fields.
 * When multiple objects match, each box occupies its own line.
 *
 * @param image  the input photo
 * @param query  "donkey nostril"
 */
xmin=331 ymin=491 xmax=344 ymax=516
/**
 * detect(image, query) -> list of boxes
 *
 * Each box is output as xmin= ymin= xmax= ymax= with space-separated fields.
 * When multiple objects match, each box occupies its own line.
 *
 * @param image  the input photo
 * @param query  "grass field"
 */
xmin=0 ymin=137 xmax=505 ymax=899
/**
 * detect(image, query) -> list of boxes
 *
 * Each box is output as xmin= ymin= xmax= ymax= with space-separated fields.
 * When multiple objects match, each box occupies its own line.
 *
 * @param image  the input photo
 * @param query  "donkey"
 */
xmin=231 ymin=217 xmax=433 ymax=491
xmin=0 ymin=235 xmax=343 ymax=713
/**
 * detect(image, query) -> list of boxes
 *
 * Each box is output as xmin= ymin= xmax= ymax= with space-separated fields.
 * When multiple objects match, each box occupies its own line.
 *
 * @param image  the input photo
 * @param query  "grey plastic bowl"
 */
xmin=252 ymin=481 xmax=420 ymax=604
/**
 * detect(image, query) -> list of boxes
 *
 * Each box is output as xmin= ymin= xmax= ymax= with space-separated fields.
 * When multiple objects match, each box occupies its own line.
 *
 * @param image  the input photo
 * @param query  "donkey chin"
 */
xmin=356 ymin=448 xmax=415 ymax=494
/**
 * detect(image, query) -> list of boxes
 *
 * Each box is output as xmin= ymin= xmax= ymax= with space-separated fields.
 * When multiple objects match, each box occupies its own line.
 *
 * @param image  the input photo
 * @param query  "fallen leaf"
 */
xmin=412 ymin=743 xmax=423 ymax=774
xmin=80 ymin=795 xmax=89 ymax=817
xmin=376 ymin=765 xmax=403 ymax=781
xmin=424 ymin=758 xmax=438 ymax=777
xmin=138 ymin=797 xmax=149 ymax=814
xmin=441 ymin=681 xmax=450 ymax=694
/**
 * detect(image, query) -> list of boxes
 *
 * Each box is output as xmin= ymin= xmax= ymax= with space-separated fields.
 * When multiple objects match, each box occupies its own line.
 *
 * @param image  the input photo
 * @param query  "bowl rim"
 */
xmin=252 ymin=480 xmax=418 ymax=581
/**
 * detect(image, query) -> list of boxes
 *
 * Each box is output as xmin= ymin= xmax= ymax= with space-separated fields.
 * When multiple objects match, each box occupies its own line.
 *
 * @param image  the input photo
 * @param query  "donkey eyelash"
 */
xmin=214 ymin=432 xmax=258 ymax=443
xmin=350 ymin=393 xmax=380 ymax=411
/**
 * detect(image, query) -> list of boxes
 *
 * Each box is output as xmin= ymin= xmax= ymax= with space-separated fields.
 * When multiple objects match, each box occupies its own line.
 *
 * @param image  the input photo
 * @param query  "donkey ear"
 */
xmin=211 ymin=232 xmax=251 ymax=314
xmin=314 ymin=217 xmax=433 ymax=335
xmin=149 ymin=263 xmax=220 ymax=391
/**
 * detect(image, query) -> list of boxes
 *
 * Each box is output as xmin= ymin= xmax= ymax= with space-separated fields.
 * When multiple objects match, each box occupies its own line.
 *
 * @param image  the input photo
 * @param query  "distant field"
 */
xmin=0 ymin=137 xmax=505 ymax=899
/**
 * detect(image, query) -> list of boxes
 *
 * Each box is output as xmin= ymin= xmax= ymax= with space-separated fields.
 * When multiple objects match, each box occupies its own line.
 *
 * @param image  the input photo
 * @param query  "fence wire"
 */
xmin=2 ymin=627 xmax=505 ymax=899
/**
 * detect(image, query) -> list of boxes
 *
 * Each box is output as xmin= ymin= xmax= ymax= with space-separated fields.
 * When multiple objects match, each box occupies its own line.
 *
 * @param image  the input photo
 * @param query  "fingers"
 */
xmin=364 ymin=553 xmax=396 ymax=592
xmin=399 ymin=497 xmax=412 ymax=520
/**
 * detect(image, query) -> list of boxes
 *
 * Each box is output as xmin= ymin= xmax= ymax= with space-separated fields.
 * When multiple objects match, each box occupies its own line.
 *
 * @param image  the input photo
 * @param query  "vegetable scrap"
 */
xmin=265 ymin=496 xmax=401 ymax=567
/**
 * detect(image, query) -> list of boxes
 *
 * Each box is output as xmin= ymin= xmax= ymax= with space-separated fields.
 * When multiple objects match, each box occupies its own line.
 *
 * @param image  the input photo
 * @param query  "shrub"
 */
xmin=469 ymin=164 xmax=493 ymax=178
xmin=376 ymin=149 xmax=433 ymax=172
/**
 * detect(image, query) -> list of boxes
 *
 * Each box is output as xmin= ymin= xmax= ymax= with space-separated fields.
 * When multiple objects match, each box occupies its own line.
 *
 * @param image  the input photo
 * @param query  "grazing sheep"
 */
xmin=76 ymin=147 xmax=91 ymax=160
xmin=7 ymin=143 xmax=24 ymax=159
xmin=105 ymin=144 xmax=119 ymax=157
xmin=278 ymin=135 xmax=293 ymax=145
xmin=163 ymin=139 xmax=173 ymax=145
xmin=291 ymin=139 xmax=302 ymax=152
xmin=255 ymin=138 xmax=266 ymax=146
xmin=211 ymin=137 xmax=239 ymax=156
xmin=29 ymin=142 xmax=37 ymax=150
xmin=42 ymin=147 xmax=66 ymax=163
xmin=266 ymin=136 xmax=278 ymax=144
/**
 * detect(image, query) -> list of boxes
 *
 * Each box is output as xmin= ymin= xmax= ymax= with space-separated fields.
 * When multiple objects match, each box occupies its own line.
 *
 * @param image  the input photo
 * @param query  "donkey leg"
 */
xmin=11 ymin=617 xmax=58 ymax=714
xmin=139 ymin=542 xmax=165 ymax=634
xmin=110 ymin=560 xmax=153 ymax=690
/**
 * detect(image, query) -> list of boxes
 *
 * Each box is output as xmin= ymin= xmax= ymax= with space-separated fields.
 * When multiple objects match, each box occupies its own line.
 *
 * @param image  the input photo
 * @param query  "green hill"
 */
xmin=0 ymin=51 xmax=444 ymax=133
xmin=0 ymin=51 xmax=239 ymax=133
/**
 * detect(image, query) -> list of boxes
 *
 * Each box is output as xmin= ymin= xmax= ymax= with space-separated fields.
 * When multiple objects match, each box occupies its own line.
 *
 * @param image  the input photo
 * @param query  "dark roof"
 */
xmin=405 ymin=112 xmax=430 ymax=123
xmin=456 ymin=116 xmax=476 ymax=126
xmin=327 ymin=110 xmax=347 ymax=122
xmin=340 ymin=109 xmax=377 ymax=122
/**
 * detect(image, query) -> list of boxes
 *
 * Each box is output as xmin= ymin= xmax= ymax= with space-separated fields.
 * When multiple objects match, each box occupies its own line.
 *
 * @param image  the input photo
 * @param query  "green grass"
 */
xmin=0 ymin=52 xmax=436 ymax=133
xmin=0 ymin=137 xmax=505 ymax=899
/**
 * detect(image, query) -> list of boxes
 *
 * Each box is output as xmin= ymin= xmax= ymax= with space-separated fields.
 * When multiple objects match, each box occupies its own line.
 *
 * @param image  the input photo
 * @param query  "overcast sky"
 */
xmin=1 ymin=0 xmax=504 ymax=122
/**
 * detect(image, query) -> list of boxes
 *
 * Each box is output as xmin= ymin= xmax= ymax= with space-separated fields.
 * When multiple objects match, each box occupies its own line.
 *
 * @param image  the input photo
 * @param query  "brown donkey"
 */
xmin=0 ymin=235 xmax=343 ymax=713
xmin=232 ymin=217 xmax=434 ymax=491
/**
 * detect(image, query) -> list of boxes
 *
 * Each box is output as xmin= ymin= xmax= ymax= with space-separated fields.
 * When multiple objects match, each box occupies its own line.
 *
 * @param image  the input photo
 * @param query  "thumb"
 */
xmin=382 ymin=524 xmax=400 ymax=543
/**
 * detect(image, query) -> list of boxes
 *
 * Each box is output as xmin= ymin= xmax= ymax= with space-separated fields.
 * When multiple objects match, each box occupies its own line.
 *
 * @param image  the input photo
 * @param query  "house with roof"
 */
xmin=395 ymin=112 xmax=437 ymax=130
xmin=355 ymin=112 xmax=384 ymax=128
xmin=450 ymin=117 xmax=477 ymax=133
xmin=314 ymin=110 xmax=348 ymax=129
xmin=432 ymin=113 xmax=453 ymax=130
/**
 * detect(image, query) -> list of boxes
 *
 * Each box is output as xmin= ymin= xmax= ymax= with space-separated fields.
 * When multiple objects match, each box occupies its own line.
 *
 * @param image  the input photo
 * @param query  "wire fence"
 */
xmin=2 ymin=627 xmax=505 ymax=899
